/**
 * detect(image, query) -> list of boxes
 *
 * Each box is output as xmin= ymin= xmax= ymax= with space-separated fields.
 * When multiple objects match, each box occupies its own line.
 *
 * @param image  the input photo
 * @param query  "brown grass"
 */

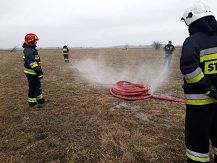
xmin=0 ymin=48 xmax=208 ymax=162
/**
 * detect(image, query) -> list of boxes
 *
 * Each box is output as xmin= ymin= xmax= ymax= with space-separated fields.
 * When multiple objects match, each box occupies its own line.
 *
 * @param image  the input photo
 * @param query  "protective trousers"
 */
xmin=63 ymin=53 xmax=69 ymax=62
xmin=185 ymin=103 xmax=217 ymax=163
xmin=25 ymin=74 xmax=43 ymax=106
xmin=164 ymin=53 xmax=172 ymax=67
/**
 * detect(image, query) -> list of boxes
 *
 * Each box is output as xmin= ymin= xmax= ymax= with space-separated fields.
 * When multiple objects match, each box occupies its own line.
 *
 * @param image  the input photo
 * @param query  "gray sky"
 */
xmin=1 ymin=0 xmax=217 ymax=48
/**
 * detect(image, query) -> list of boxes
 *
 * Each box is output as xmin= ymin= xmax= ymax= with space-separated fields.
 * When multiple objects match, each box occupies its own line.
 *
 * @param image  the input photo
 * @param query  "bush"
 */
xmin=152 ymin=41 xmax=162 ymax=50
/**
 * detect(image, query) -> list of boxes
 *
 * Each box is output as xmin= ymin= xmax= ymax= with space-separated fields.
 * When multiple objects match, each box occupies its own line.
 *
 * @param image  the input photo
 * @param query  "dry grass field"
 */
xmin=0 ymin=47 xmax=191 ymax=162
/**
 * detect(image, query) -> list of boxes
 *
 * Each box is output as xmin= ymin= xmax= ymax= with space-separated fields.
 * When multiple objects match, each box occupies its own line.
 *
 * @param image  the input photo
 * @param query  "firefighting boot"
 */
xmin=29 ymin=102 xmax=38 ymax=107
xmin=28 ymin=98 xmax=38 ymax=107
xmin=37 ymin=98 xmax=49 ymax=104
xmin=37 ymin=98 xmax=49 ymax=108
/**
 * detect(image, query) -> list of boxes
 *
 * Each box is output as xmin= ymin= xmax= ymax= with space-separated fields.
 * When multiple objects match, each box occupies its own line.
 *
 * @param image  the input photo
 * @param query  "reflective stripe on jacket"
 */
xmin=185 ymin=94 xmax=217 ymax=105
xmin=63 ymin=47 xmax=69 ymax=54
xmin=22 ymin=43 xmax=42 ymax=76
xmin=180 ymin=32 xmax=217 ymax=105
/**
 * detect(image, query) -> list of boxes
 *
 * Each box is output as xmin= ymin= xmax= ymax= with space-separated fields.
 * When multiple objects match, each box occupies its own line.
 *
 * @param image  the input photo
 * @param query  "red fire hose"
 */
xmin=109 ymin=81 xmax=185 ymax=105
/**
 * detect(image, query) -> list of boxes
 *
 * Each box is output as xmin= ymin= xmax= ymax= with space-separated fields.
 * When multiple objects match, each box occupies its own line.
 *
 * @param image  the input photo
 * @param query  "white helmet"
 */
xmin=181 ymin=1 xmax=213 ymax=26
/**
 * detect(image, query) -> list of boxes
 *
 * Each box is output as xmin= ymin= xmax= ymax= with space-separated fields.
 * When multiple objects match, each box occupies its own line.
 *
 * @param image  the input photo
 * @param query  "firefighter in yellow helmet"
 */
xmin=180 ymin=2 xmax=217 ymax=162
xmin=22 ymin=33 xmax=48 ymax=107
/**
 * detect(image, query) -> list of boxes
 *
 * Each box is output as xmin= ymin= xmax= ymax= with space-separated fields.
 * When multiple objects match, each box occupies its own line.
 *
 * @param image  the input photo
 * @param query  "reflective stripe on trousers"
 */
xmin=36 ymin=94 xmax=43 ymax=100
xmin=186 ymin=148 xmax=209 ymax=162
xmin=28 ymin=98 xmax=37 ymax=103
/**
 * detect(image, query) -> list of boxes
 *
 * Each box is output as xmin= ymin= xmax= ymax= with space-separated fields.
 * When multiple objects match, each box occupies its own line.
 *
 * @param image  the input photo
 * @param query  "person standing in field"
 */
xmin=22 ymin=33 xmax=47 ymax=107
xmin=163 ymin=41 xmax=175 ymax=66
xmin=63 ymin=44 xmax=69 ymax=63
xmin=180 ymin=2 xmax=217 ymax=163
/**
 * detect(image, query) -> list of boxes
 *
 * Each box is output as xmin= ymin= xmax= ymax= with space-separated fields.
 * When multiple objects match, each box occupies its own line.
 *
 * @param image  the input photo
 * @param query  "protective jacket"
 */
xmin=22 ymin=43 xmax=43 ymax=77
xmin=63 ymin=46 xmax=69 ymax=54
xmin=164 ymin=44 xmax=175 ymax=54
xmin=180 ymin=32 xmax=217 ymax=105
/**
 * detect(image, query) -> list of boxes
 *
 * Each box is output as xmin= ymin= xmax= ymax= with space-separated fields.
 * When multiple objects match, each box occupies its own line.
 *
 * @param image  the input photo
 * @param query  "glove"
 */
xmin=33 ymin=66 xmax=43 ymax=79
xmin=205 ymin=85 xmax=217 ymax=99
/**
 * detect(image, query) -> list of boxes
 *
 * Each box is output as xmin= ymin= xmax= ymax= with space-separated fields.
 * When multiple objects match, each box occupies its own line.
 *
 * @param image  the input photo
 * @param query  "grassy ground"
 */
xmin=0 ymin=48 xmax=201 ymax=162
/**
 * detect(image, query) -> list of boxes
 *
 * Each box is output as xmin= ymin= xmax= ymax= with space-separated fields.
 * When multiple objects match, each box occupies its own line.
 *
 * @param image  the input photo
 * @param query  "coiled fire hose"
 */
xmin=109 ymin=81 xmax=185 ymax=105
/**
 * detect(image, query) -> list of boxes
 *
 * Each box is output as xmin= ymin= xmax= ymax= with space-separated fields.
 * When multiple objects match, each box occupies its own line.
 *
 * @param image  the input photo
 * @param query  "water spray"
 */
xmin=73 ymin=58 xmax=185 ymax=104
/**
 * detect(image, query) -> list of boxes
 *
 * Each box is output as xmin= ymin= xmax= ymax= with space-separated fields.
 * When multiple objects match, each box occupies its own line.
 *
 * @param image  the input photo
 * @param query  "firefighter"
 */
xmin=63 ymin=44 xmax=69 ymax=63
xmin=22 ymin=33 xmax=47 ymax=107
xmin=164 ymin=41 xmax=175 ymax=67
xmin=180 ymin=2 xmax=217 ymax=163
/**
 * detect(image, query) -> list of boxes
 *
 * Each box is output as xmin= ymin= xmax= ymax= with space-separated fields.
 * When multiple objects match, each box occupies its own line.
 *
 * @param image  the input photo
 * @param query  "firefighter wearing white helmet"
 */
xmin=180 ymin=1 xmax=217 ymax=163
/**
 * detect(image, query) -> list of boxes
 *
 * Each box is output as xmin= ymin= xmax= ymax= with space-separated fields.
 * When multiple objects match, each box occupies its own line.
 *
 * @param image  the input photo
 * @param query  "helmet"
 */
xmin=181 ymin=1 xmax=213 ymax=26
xmin=24 ymin=33 xmax=39 ymax=46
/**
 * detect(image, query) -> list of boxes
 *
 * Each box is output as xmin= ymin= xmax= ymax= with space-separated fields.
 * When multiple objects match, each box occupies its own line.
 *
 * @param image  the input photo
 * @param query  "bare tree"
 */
xmin=152 ymin=41 xmax=162 ymax=50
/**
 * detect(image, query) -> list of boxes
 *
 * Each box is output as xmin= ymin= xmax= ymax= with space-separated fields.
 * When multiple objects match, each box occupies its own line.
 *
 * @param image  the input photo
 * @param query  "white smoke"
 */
xmin=72 ymin=57 xmax=170 ymax=94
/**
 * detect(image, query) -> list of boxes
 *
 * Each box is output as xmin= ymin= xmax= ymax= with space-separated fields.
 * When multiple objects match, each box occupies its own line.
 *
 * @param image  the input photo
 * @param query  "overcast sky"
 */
xmin=1 ymin=0 xmax=217 ymax=48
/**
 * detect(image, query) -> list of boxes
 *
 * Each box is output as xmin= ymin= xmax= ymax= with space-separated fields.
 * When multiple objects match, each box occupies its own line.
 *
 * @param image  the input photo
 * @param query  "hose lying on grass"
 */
xmin=109 ymin=81 xmax=185 ymax=105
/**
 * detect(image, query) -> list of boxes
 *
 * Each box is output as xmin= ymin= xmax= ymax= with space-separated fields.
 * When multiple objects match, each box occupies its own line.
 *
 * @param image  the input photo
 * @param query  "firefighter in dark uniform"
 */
xmin=164 ymin=41 xmax=175 ymax=66
xmin=180 ymin=2 xmax=217 ymax=163
xmin=63 ymin=44 xmax=69 ymax=63
xmin=22 ymin=33 xmax=46 ymax=107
